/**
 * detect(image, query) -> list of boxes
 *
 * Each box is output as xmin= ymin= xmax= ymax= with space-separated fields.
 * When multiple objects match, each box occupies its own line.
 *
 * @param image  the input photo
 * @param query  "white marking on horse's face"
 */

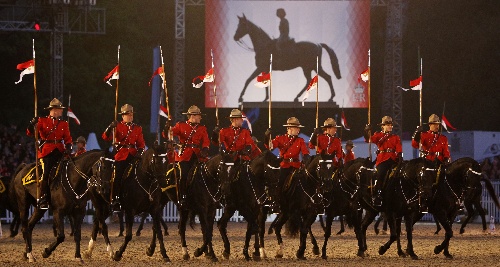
xmin=227 ymin=166 xmax=232 ymax=174
xmin=327 ymin=164 xmax=332 ymax=169
xmin=162 ymin=158 xmax=167 ymax=164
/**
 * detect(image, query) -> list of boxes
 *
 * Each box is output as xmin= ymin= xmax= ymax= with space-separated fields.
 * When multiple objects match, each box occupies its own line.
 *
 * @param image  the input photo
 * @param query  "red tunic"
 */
xmin=308 ymin=134 xmax=342 ymax=164
xmin=270 ymin=135 xmax=309 ymax=168
xmin=73 ymin=148 xmax=87 ymax=157
xmin=102 ymin=121 xmax=145 ymax=161
xmin=171 ymin=121 xmax=210 ymax=162
xmin=218 ymin=126 xmax=261 ymax=161
xmin=27 ymin=116 xmax=72 ymax=158
xmin=412 ymin=131 xmax=450 ymax=162
xmin=368 ymin=132 xmax=402 ymax=166
xmin=344 ymin=150 xmax=356 ymax=163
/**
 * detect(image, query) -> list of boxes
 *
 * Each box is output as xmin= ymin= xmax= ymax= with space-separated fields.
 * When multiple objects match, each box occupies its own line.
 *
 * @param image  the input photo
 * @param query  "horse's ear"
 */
xmin=242 ymin=13 xmax=246 ymax=19
xmin=237 ymin=15 xmax=241 ymax=20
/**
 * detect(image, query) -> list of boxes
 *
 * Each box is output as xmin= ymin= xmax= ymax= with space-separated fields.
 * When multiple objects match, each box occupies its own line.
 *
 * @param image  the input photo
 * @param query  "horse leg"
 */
xmin=258 ymin=206 xmax=269 ymax=258
xmin=113 ymin=211 xmax=134 ymax=261
xmin=460 ymin=202 xmax=475 ymax=234
xmin=404 ymin=215 xmax=418 ymax=259
xmin=297 ymin=213 xmax=317 ymax=260
xmin=200 ymin=208 xmax=218 ymax=262
xmin=337 ymin=215 xmax=345 ymax=235
xmin=321 ymin=210 xmax=334 ymax=259
xmin=243 ymin=221 xmax=254 ymax=261
xmin=434 ymin=214 xmax=442 ymax=234
xmin=318 ymin=67 xmax=335 ymax=101
xmin=217 ymin=206 xmax=235 ymax=259
xmin=71 ymin=211 xmax=85 ymax=263
xmin=178 ymin=210 xmax=190 ymax=260
xmin=475 ymin=201 xmax=487 ymax=232
xmin=309 ymin=226 xmax=320 ymax=255
xmin=151 ymin=210 xmax=170 ymax=262
xmin=374 ymin=213 xmax=382 ymax=235
xmin=23 ymin=206 xmax=46 ymax=262
xmin=294 ymin=69 xmax=313 ymax=102
xmin=395 ymin=216 xmax=405 ymax=257
xmin=117 ymin=210 xmax=124 ymax=237
xmin=9 ymin=214 xmax=20 ymax=237
xmin=44 ymin=210 xmax=65 ymax=258
xmin=239 ymin=68 xmax=263 ymax=104
xmin=136 ymin=212 xmax=147 ymax=236
xmin=273 ymin=212 xmax=289 ymax=258
xmin=161 ymin=216 xmax=169 ymax=236
xmin=251 ymin=220 xmax=261 ymax=261
xmin=146 ymin=220 xmax=157 ymax=257
xmin=434 ymin=212 xmax=454 ymax=258
xmin=69 ymin=215 xmax=75 ymax=236
xmin=378 ymin=213 xmax=398 ymax=256
xmin=358 ymin=209 xmax=377 ymax=257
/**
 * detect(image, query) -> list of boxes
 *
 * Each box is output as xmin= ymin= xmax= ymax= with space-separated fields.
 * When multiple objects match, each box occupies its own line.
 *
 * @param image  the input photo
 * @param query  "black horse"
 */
xmin=0 ymin=175 xmax=21 ymax=237
xmin=317 ymin=154 xmax=366 ymax=260
xmin=217 ymin=151 xmax=267 ymax=261
xmin=116 ymin=210 xmax=170 ymax=237
xmin=430 ymin=157 xmax=500 ymax=258
xmin=13 ymin=150 xmax=104 ymax=263
xmin=174 ymin=155 xmax=223 ymax=262
xmin=84 ymin=145 xmax=170 ymax=262
xmin=268 ymin=161 xmax=324 ymax=260
xmin=234 ymin=14 xmax=342 ymax=104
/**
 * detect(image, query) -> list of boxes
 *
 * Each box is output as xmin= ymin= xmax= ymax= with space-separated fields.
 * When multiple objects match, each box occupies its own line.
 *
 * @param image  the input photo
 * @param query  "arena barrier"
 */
xmin=2 ymin=181 xmax=499 ymax=224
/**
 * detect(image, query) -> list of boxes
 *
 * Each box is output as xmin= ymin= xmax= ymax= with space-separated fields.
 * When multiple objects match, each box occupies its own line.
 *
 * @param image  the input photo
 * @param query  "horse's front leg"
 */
xmin=258 ymin=206 xmax=269 ymax=258
xmin=136 ymin=212 xmax=147 ymax=236
xmin=404 ymin=215 xmax=418 ymax=259
xmin=358 ymin=209 xmax=377 ymax=257
xmin=217 ymin=205 xmax=236 ymax=259
xmin=113 ymin=211 xmax=134 ymax=261
xmin=239 ymin=68 xmax=263 ymax=104
xmin=44 ymin=209 xmax=65 ymax=259
xmin=71 ymin=210 xmax=85 ymax=263
xmin=273 ymin=212 xmax=289 ymax=258
xmin=434 ymin=212 xmax=454 ymax=258
xmin=321 ymin=209 xmax=334 ymax=259
xmin=117 ymin=210 xmax=125 ymax=236
xmin=378 ymin=212 xmax=398 ymax=256
xmin=23 ymin=205 xmax=47 ymax=262
xmin=178 ymin=209 xmax=190 ymax=260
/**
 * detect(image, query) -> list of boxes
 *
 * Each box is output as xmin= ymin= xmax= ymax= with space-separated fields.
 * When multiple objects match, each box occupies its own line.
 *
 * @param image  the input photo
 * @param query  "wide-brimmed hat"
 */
xmin=227 ymin=109 xmax=246 ymax=119
xmin=44 ymin=98 xmax=65 ymax=110
xmin=321 ymin=118 xmax=341 ymax=128
xmin=74 ymin=136 xmax=86 ymax=144
xmin=378 ymin=116 xmax=394 ymax=126
xmin=283 ymin=117 xmax=304 ymax=128
xmin=119 ymin=104 xmax=135 ymax=115
xmin=182 ymin=105 xmax=205 ymax=116
xmin=426 ymin=114 xmax=441 ymax=124
xmin=346 ymin=140 xmax=355 ymax=147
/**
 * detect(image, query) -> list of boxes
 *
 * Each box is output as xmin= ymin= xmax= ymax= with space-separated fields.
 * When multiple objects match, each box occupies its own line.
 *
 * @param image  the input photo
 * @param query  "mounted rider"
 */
xmin=72 ymin=136 xmax=87 ymax=157
xmin=343 ymin=140 xmax=356 ymax=163
xmin=212 ymin=109 xmax=261 ymax=201
xmin=411 ymin=114 xmax=451 ymax=212
xmin=27 ymin=98 xmax=73 ymax=209
xmin=163 ymin=105 xmax=210 ymax=210
xmin=364 ymin=116 xmax=403 ymax=207
xmin=264 ymin=117 xmax=310 ymax=213
xmin=309 ymin=118 xmax=343 ymax=167
xmin=102 ymin=104 xmax=145 ymax=212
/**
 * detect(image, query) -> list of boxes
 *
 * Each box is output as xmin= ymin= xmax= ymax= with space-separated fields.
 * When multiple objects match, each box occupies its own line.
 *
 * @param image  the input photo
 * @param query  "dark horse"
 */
xmin=0 ymin=175 xmax=21 ymax=237
xmin=234 ymin=14 xmax=342 ymax=104
xmin=269 ymin=161 xmax=324 ymax=259
xmin=172 ymin=155 xmax=223 ymax=262
xmin=318 ymin=155 xmax=368 ymax=259
xmin=84 ymin=145 xmax=170 ymax=262
xmin=13 ymin=150 xmax=104 ymax=263
xmin=430 ymin=157 xmax=500 ymax=258
xmin=217 ymin=151 xmax=267 ymax=261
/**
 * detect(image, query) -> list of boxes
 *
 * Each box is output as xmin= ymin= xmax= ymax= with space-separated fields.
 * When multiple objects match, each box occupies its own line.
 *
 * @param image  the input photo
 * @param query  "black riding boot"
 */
xmin=37 ymin=175 xmax=49 ymax=210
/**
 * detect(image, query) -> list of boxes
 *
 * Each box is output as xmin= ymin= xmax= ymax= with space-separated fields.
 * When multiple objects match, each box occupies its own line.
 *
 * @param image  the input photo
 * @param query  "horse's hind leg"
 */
xmin=71 ymin=211 xmax=85 ymax=262
xmin=153 ymin=212 xmax=171 ymax=262
xmin=42 ymin=210 xmax=65 ymax=258
xmin=294 ymin=69 xmax=313 ymax=102
xmin=22 ymin=205 xmax=46 ymax=262
xmin=318 ymin=67 xmax=335 ymax=101
xmin=321 ymin=210 xmax=334 ymax=259
xmin=117 ymin=210 xmax=124 ymax=236
xmin=258 ymin=206 xmax=269 ymax=258
xmin=146 ymin=221 xmax=157 ymax=257
xmin=404 ymin=215 xmax=418 ymax=259
xmin=273 ymin=212 xmax=289 ymax=258
xmin=178 ymin=210 xmax=190 ymax=260
xmin=337 ymin=215 xmax=345 ymax=235
xmin=434 ymin=213 xmax=454 ymax=258
xmin=378 ymin=213 xmax=398 ymax=256
xmin=113 ymin=212 xmax=134 ymax=261
xmin=239 ymin=68 xmax=262 ymax=104
xmin=309 ymin=226 xmax=320 ymax=255
xmin=161 ymin=216 xmax=169 ymax=236
xmin=9 ymin=214 xmax=20 ymax=237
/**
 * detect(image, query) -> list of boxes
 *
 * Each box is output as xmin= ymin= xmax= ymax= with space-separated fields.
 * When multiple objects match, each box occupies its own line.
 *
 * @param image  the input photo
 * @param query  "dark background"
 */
xmin=0 ymin=0 xmax=498 ymax=148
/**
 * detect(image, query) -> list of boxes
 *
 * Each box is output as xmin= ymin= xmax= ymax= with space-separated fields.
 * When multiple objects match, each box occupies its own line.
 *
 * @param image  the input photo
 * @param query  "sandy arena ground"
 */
xmin=0 ymin=219 xmax=499 ymax=266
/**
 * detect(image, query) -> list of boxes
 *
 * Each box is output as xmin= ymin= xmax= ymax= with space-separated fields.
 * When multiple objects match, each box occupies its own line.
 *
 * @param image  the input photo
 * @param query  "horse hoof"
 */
xmin=410 ymin=254 xmax=419 ymax=260
xmin=118 ymin=233 xmax=124 ymax=237
xmin=459 ymin=228 xmax=465 ymax=234
xmin=252 ymin=252 xmax=261 ymax=261
xmin=378 ymin=246 xmax=387 ymax=255
xmin=193 ymin=248 xmax=203 ymax=257
xmin=164 ymin=230 xmax=169 ymax=236
xmin=10 ymin=231 xmax=18 ymax=238
xmin=398 ymin=250 xmax=407 ymax=258
xmin=374 ymin=228 xmax=380 ymax=235
xmin=76 ymin=257 xmax=84 ymax=264
xmin=275 ymin=253 xmax=283 ymax=259
xmin=223 ymin=251 xmax=230 ymax=259
xmin=136 ymin=231 xmax=141 ymax=237
xmin=112 ymin=252 xmax=122 ymax=261
xmin=434 ymin=245 xmax=443 ymax=254
xmin=146 ymin=247 xmax=154 ymax=257
xmin=42 ymin=248 xmax=51 ymax=258
xmin=312 ymin=246 xmax=320 ymax=255
xmin=163 ymin=256 xmax=171 ymax=262
xmin=321 ymin=254 xmax=328 ymax=260
xmin=83 ymin=251 xmax=92 ymax=259
xmin=444 ymin=252 xmax=453 ymax=259
xmin=336 ymin=230 xmax=344 ymax=235
xmin=183 ymin=254 xmax=190 ymax=261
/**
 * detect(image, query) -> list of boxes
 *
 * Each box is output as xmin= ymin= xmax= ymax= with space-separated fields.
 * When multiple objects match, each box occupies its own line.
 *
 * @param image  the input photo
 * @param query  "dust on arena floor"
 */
xmin=0 ymin=221 xmax=499 ymax=266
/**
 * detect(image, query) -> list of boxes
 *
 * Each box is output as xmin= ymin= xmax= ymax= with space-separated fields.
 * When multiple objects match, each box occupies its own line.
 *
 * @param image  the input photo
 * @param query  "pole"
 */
xmin=159 ymin=46 xmax=173 ymax=141
xmin=211 ymin=49 xmax=219 ymax=126
xmin=33 ymin=39 xmax=41 ymax=203
xmin=111 ymin=45 xmax=120 ymax=204
xmin=315 ymin=56 xmax=319 ymax=129
xmin=418 ymin=47 xmax=422 ymax=127
xmin=268 ymin=54 xmax=273 ymax=149
xmin=367 ymin=49 xmax=372 ymax=161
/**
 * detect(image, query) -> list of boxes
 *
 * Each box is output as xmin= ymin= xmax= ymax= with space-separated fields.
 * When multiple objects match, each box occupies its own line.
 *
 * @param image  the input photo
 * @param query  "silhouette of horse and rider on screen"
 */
xmin=234 ymin=9 xmax=342 ymax=105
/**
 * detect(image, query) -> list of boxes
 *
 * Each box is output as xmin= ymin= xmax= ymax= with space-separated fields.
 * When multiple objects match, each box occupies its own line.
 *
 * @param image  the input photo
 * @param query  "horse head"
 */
xmin=400 ymin=157 xmax=436 ymax=205
xmin=234 ymin=14 xmax=249 ymax=41
xmin=91 ymin=148 xmax=115 ymax=196
xmin=217 ymin=149 xmax=239 ymax=186
xmin=140 ymin=142 xmax=170 ymax=188
xmin=445 ymin=157 xmax=482 ymax=203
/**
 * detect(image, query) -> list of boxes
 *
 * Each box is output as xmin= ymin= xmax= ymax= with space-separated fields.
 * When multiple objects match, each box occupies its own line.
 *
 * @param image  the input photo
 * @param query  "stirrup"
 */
xmin=37 ymin=197 xmax=49 ymax=210
xmin=111 ymin=199 xmax=121 ymax=212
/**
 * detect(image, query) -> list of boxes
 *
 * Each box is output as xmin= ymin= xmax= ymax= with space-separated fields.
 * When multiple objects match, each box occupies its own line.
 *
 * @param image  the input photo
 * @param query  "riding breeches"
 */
xmin=113 ymin=155 xmax=134 ymax=199
xmin=177 ymin=155 xmax=197 ymax=197
xmin=374 ymin=159 xmax=396 ymax=191
xmin=39 ymin=149 xmax=63 ymax=197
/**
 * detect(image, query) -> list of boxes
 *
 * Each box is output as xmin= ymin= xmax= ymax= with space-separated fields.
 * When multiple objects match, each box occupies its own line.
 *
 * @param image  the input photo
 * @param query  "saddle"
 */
xmin=282 ymin=169 xmax=300 ymax=195
xmin=21 ymin=162 xmax=61 ymax=186
xmin=0 ymin=179 xmax=5 ymax=193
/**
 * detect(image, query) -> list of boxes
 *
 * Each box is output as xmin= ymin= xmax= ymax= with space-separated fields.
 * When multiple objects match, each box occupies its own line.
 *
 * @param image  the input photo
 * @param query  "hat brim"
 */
xmin=321 ymin=124 xmax=342 ymax=128
xmin=283 ymin=124 xmax=304 ymax=127
xmin=425 ymin=121 xmax=441 ymax=124
xmin=44 ymin=105 xmax=66 ymax=110
xmin=227 ymin=115 xmax=246 ymax=119
xmin=182 ymin=112 xmax=206 ymax=116
xmin=119 ymin=111 xmax=135 ymax=115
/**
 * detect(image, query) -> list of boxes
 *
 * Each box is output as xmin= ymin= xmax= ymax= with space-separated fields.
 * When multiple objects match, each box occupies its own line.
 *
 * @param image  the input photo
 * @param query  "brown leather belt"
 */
xmin=376 ymin=148 xmax=395 ymax=154
xmin=41 ymin=139 xmax=63 ymax=144
xmin=283 ymin=158 xmax=300 ymax=163
xmin=116 ymin=144 xmax=136 ymax=149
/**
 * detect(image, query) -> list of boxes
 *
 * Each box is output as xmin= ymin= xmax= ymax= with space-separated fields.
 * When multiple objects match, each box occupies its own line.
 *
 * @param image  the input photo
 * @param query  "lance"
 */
xmin=111 ymin=45 xmax=120 ymax=204
xmin=440 ymin=102 xmax=446 ymax=135
xmin=367 ymin=49 xmax=372 ymax=161
xmin=418 ymin=47 xmax=423 ymax=127
xmin=315 ymin=56 xmax=319 ymax=128
xmin=159 ymin=46 xmax=173 ymax=141
xmin=32 ymin=39 xmax=41 ymax=203
xmin=210 ymin=49 xmax=219 ymax=126
xmin=268 ymin=54 xmax=273 ymax=149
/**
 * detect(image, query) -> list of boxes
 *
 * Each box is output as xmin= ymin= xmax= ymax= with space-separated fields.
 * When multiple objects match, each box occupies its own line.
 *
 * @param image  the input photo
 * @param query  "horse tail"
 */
xmin=320 ymin=43 xmax=342 ymax=79
xmin=344 ymin=211 xmax=355 ymax=229
xmin=481 ymin=177 xmax=500 ymax=209
xmin=284 ymin=212 xmax=300 ymax=238
xmin=189 ymin=210 xmax=197 ymax=230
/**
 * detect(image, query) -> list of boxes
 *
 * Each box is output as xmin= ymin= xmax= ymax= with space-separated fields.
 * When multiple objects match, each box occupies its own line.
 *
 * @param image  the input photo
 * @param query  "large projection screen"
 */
xmin=205 ymin=0 xmax=369 ymax=109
